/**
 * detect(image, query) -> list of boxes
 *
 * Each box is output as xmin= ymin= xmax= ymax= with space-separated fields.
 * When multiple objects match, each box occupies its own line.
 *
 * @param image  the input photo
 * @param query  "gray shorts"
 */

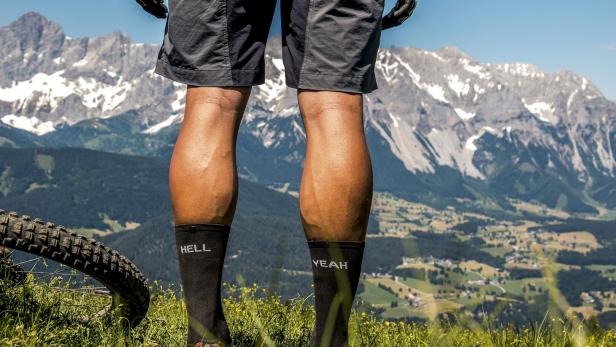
xmin=155 ymin=0 xmax=385 ymax=94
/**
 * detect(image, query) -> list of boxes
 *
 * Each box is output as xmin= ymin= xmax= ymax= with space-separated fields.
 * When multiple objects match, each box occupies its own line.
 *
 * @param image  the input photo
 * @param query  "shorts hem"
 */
xmin=289 ymin=72 xmax=378 ymax=94
xmin=155 ymin=58 xmax=265 ymax=87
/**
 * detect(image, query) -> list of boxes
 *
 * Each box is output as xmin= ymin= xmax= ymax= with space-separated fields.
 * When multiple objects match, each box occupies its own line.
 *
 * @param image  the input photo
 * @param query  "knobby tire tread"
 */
xmin=0 ymin=209 xmax=149 ymax=326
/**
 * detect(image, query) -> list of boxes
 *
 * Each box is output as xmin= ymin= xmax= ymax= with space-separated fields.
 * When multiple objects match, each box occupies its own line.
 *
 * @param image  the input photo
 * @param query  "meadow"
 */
xmin=0 ymin=279 xmax=614 ymax=347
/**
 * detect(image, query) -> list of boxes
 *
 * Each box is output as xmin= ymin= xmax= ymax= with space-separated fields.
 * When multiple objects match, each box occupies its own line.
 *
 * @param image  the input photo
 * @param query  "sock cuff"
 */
xmin=175 ymin=224 xmax=231 ymax=234
xmin=307 ymin=240 xmax=365 ymax=250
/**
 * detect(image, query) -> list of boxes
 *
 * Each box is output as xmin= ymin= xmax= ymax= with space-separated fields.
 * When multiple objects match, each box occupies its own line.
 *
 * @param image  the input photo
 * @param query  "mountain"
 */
xmin=2 ymin=13 xmax=616 ymax=216
xmin=0 ymin=12 xmax=179 ymax=132
xmin=0 ymin=147 xmax=170 ymax=228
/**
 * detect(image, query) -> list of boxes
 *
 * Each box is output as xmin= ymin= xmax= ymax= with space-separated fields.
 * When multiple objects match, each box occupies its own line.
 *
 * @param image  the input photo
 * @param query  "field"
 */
xmin=360 ymin=193 xmax=616 ymax=325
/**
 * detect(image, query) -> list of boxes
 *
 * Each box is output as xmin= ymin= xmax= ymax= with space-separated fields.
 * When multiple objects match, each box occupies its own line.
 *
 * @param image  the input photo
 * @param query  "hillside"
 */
xmin=0 ymin=147 xmax=170 ymax=229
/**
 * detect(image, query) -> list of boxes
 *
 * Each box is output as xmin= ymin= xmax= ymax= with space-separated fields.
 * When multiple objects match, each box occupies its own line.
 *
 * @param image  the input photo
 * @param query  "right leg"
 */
xmin=298 ymin=90 xmax=372 ymax=347
xmin=170 ymin=86 xmax=251 ymax=347
xmin=280 ymin=0 xmax=384 ymax=343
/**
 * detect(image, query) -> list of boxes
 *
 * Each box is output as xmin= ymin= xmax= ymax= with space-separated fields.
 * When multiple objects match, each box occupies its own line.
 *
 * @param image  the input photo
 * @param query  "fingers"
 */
xmin=381 ymin=0 xmax=417 ymax=30
xmin=136 ymin=0 xmax=168 ymax=19
xmin=381 ymin=14 xmax=395 ymax=30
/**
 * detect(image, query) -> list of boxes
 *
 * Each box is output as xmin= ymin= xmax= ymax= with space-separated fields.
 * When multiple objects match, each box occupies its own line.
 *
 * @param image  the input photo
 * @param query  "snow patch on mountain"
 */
xmin=455 ymin=108 xmax=476 ymax=121
xmin=389 ymin=112 xmax=401 ymax=127
xmin=143 ymin=113 xmax=183 ymax=134
xmin=0 ymin=70 xmax=134 ymax=113
xmin=494 ymin=63 xmax=545 ymax=78
xmin=465 ymin=127 xmax=498 ymax=152
xmin=1 ymin=114 xmax=55 ymax=135
xmin=523 ymin=100 xmax=557 ymax=124
xmin=594 ymin=137 xmax=615 ymax=175
xmin=76 ymin=76 xmax=133 ymax=112
xmin=171 ymin=87 xmax=185 ymax=112
xmin=460 ymin=58 xmax=491 ymax=80
xmin=447 ymin=74 xmax=470 ymax=98
xmin=253 ymin=122 xmax=280 ymax=149
xmin=376 ymin=50 xmax=421 ymax=84
xmin=396 ymin=57 xmax=422 ymax=83
xmin=257 ymin=56 xmax=286 ymax=103
xmin=422 ymin=51 xmax=446 ymax=62
xmin=464 ymin=134 xmax=481 ymax=151
xmin=376 ymin=55 xmax=401 ymax=83
xmin=73 ymin=58 xmax=88 ymax=67
xmin=423 ymin=84 xmax=448 ymax=103
xmin=271 ymin=58 xmax=284 ymax=71
xmin=0 ymin=71 xmax=74 ymax=109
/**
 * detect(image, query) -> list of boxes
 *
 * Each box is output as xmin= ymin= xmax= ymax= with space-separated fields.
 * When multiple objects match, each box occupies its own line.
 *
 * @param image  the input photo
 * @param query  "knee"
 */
xmin=298 ymin=91 xmax=363 ymax=121
xmin=186 ymin=86 xmax=250 ymax=116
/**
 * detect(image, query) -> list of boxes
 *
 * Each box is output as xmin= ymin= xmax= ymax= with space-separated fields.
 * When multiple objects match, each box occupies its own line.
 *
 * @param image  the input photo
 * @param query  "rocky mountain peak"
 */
xmin=8 ymin=12 xmax=64 ymax=47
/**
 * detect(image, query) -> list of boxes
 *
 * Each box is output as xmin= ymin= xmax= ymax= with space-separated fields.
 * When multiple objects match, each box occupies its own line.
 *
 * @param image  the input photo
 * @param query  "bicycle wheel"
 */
xmin=0 ymin=209 xmax=150 ymax=327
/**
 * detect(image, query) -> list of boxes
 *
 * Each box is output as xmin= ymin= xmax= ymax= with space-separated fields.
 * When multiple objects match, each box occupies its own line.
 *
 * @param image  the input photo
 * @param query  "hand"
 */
xmin=136 ymin=0 xmax=168 ymax=19
xmin=382 ymin=0 xmax=418 ymax=30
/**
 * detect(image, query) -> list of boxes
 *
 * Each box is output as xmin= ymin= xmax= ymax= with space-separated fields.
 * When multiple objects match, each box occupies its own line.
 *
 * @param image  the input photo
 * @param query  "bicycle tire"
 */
xmin=0 ymin=209 xmax=150 ymax=327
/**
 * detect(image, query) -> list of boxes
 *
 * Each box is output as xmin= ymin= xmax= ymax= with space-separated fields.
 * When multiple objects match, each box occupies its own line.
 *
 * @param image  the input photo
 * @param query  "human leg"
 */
xmin=297 ymin=91 xmax=373 ymax=242
xmin=170 ymin=86 xmax=250 ymax=226
xmin=155 ymin=0 xmax=278 ymax=345
xmin=171 ymin=86 xmax=250 ymax=347
xmin=298 ymin=90 xmax=372 ymax=347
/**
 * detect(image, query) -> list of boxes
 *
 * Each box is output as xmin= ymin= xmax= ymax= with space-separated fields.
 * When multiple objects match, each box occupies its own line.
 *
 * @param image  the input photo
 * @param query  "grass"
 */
xmin=0 ymin=279 xmax=615 ymax=347
xmin=481 ymin=246 xmax=513 ymax=258
xmin=357 ymin=282 xmax=399 ymax=305
xmin=502 ymin=279 xmax=546 ymax=297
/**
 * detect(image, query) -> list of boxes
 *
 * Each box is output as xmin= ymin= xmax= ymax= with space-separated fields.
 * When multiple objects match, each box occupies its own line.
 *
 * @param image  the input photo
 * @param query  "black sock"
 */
xmin=175 ymin=224 xmax=232 ymax=347
xmin=308 ymin=241 xmax=365 ymax=347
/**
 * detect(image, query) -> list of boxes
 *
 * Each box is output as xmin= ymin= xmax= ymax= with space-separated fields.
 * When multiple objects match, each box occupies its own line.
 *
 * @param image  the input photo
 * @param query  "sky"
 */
xmin=1 ymin=0 xmax=615 ymax=100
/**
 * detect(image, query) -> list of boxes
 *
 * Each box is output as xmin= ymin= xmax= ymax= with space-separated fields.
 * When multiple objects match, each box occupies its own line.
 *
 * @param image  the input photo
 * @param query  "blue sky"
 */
xmin=1 ymin=0 xmax=615 ymax=100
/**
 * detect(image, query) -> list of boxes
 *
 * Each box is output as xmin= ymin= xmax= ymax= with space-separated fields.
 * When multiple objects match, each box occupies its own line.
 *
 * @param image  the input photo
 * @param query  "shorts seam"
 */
xmin=298 ymin=0 xmax=318 ymax=86
xmin=299 ymin=72 xmax=366 ymax=80
xmin=157 ymin=57 xmax=260 ymax=73
xmin=222 ymin=0 xmax=233 ymax=83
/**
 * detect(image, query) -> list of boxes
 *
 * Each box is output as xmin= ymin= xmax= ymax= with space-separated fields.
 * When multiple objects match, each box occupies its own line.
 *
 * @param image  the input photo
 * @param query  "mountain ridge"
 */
xmin=2 ymin=13 xmax=616 ymax=215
